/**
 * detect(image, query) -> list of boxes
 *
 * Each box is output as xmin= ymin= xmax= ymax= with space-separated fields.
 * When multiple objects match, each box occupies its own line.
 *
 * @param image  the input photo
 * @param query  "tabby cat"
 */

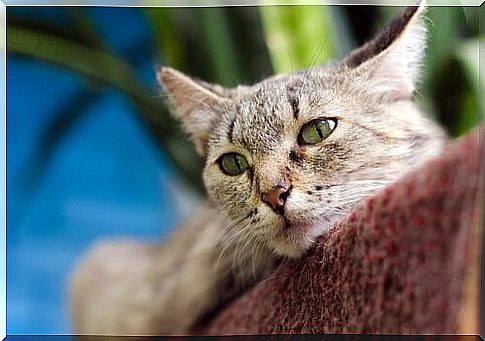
xmin=71 ymin=2 xmax=445 ymax=335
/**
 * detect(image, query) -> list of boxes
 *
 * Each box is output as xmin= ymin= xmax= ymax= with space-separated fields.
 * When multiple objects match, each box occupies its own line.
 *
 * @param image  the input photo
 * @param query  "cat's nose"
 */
xmin=262 ymin=183 xmax=291 ymax=214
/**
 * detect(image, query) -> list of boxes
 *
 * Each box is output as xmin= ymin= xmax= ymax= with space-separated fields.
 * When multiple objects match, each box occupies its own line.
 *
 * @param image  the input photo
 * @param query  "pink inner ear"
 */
xmin=158 ymin=67 xmax=224 ymax=156
xmin=361 ymin=9 xmax=427 ymax=101
xmin=368 ymin=53 xmax=416 ymax=101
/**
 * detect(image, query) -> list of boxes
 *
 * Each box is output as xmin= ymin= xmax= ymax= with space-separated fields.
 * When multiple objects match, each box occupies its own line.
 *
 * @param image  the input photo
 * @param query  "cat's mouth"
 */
xmin=259 ymin=201 xmax=323 ymax=257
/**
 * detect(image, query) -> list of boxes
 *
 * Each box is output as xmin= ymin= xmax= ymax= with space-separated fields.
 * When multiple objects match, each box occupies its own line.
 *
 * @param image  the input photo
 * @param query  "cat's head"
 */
xmin=157 ymin=2 xmax=444 ymax=261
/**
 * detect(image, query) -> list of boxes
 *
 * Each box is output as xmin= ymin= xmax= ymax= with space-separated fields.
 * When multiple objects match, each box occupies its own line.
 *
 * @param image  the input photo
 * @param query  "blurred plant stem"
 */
xmin=145 ymin=8 xmax=185 ymax=69
xmin=455 ymin=37 xmax=484 ymax=132
xmin=67 ymin=7 xmax=108 ymax=51
xmin=8 ymin=25 xmax=203 ymax=192
xmin=197 ymin=7 xmax=242 ymax=85
xmin=260 ymin=5 xmax=337 ymax=74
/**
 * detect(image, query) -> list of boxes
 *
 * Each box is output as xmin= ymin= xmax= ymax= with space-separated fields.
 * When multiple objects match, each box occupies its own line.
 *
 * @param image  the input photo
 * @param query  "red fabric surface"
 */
xmin=203 ymin=127 xmax=482 ymax=335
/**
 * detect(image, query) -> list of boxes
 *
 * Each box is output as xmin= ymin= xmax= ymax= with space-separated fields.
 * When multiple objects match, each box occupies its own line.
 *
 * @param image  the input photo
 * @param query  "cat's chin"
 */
xmin=271 ymin=212 xmax=338 ymax=259
xmin=270 ymin=218 xmax=325 ymax=259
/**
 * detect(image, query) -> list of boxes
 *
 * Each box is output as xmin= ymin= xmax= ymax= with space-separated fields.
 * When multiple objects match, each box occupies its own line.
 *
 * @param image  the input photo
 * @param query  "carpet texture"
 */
xmin=202 ymin=127 xmax=482 ymax=335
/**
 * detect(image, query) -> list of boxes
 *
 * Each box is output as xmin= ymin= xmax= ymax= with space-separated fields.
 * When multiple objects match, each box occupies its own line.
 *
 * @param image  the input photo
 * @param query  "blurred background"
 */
xmin=6 ymin=5 xmax=483 ymax=334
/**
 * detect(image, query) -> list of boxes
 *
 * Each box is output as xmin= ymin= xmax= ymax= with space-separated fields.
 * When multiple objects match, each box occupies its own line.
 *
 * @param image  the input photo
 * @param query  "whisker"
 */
xmin=298 ymin=37 xmax=329 ymax=99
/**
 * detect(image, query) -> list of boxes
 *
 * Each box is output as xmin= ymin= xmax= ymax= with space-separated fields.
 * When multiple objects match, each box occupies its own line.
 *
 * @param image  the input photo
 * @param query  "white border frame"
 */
xmin=0 ymin=0 xmax=482 ymax=339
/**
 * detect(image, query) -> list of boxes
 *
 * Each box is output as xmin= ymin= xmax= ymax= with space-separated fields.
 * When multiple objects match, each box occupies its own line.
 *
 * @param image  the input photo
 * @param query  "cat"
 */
xmin=70 ymin=1 xmax=446 ymax=335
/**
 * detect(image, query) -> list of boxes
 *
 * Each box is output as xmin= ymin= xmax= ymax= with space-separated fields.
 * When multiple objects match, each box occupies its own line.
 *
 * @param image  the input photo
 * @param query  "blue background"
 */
xmin=7 ymin=7 xmax=195 ymax=334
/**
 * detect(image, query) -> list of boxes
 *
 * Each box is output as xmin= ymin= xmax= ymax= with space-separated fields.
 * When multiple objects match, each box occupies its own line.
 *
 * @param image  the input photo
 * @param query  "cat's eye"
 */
xmin=298 ymin=118 xmax=337 ymax=145
xmin=218 ymin=153 xmax=250 ymax=176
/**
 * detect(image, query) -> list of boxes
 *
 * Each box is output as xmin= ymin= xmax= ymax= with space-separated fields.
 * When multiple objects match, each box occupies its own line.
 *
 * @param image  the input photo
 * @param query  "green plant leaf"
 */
xmin=196 ymin=7 xmax=241 ymax=85
xmin=454 ymin=37 xmax=484 ymax=134
xmin=260 ymin=5 xmax=338 ymax=73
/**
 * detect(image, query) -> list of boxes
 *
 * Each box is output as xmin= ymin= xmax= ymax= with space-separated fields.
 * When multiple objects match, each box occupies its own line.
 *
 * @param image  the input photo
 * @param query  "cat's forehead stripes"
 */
xmin=227 ymin=115 xmax=236 ymax=144
xmin=223 ymin=77 xmax=320 ymax=154
xmin=289 ymin=96 xmax=300 ymax=120
xmin=285 ymin=80 xmax=304 ymax=120
xmin=227 ymin=87 xmax=291 ymax=155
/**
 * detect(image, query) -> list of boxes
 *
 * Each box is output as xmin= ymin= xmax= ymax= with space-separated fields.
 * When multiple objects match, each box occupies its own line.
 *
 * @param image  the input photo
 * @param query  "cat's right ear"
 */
xmin=343 ymin=1 xmax=427 ymax=101
xmin=157 ymin=66 xmax=225 ymax=156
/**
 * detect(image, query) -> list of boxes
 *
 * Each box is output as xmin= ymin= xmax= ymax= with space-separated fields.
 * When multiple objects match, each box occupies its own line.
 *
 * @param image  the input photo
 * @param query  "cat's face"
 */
xmin=158 ymin=3 xmax=444 ymax=260
xmin=202 ymin=65 xmax=443 ymax=259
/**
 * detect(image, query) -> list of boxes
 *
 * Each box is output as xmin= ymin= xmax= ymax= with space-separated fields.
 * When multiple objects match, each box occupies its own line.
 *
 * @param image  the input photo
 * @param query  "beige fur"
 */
xmin=70 ymin=2 xmax=446 ymax=335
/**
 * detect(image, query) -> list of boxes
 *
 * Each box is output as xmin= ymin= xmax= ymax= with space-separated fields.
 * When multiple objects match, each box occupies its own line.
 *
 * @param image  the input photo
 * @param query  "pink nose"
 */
xmin=262 ymin=184 xmax=291 ymax=213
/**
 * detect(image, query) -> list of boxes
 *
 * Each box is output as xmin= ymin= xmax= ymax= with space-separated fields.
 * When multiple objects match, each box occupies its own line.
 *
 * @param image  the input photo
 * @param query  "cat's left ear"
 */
xmin=157 ymin=66 xmax=229 ymax=156
xmin=343 ymin=1 xmax=427 ymax=101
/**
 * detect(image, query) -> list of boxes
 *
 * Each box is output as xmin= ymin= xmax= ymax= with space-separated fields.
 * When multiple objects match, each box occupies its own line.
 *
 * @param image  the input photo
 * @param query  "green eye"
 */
xmin=219 ymin=153 xmax=250 ymax=176
xmin=298 ymin=118 xmax=337 ymax=145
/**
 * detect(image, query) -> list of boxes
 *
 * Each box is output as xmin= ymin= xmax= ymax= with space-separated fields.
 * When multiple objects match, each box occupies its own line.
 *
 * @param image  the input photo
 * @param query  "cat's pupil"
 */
xmin=299 ymin=118 xmax=337 ymax=145
xmin=219 ymin=153 xmax=249 ymax=176
xmin=316 ymin=124 xmax=324 ymax=139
